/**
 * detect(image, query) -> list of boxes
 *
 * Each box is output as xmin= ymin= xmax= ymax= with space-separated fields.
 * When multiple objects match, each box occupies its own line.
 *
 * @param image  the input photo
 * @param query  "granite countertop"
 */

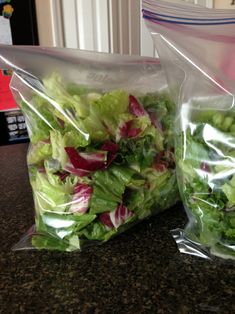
xmin=0 ymin=143 xmax=235 ymax=314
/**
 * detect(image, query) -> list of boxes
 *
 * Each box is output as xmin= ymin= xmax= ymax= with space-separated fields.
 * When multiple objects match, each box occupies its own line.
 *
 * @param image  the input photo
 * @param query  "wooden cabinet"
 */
xmin=214 ymin=0 xmax=235 ymax=9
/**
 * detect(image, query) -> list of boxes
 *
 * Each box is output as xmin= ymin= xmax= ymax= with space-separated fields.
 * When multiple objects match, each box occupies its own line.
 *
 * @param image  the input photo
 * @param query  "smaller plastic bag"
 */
xmin=143 ymin=0 xmax=235 ymax=260
xmin=0 ymin=45 xmax=179 ymax=251
xmin=143 ymin=0 xmax=235 ymax=82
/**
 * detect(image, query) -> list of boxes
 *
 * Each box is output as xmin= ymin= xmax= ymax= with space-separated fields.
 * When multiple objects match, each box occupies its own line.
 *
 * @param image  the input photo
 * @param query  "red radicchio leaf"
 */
xmin=119 ymin=120 xmax=141 ymax=138
xmin=149 ymin=112 xmax=163 ymax=130
xmin=101 ymin=141 xmax=119 ymax=168
xmin=100 ymin=204 xmax=134 ymax=229
xmin=200 ymin=162 xmax=210 ymax=173
xmin=154 ymin=162 xmax=167 ymax=172
xmin=101 ymin=141 xmax=119 ymax=154
xmin=65 ymin=147 xmax=106 ymax=171
xmin=155 ymin=151 xmax=165 ymax=162
xmin=129 ymin=95 xmax=147 ymax=117
xmin=64 ymin=163 xmax=91 ymax=177
xmin=99 ymin=212 xmax=114 ymax=229
xmin=126 ymin=127 xmax=142 ymax=138
xmin=38 ymin=167 xmax=46 ymax=173
xmin=41 ymin=138 xmax=51 ymax=144
xmin=70 ymin=183 xmax=93 ymax=214
xmin=144 ymin=181 xmax=150 ymax=189
xmin=111 ymin=203 xmax=133 ymax=228
xmin=55 ymin=171 xmax=69 ymax=181
xmin=57 ymin=118 xmax=65 ymax=129
xmin=154 ymin=152 xmax=169 ymax=172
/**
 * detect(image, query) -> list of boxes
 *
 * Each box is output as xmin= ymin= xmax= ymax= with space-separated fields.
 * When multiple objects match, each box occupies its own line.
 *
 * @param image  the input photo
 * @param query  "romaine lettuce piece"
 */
xmin=89 ymin=166 xmax=134 ymax=214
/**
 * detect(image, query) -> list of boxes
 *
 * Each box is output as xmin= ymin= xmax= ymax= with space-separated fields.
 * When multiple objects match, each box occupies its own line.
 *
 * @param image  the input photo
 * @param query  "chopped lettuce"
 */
xmin=177 ymin=109 xmax=235 ymax=259
xmin=19 ymin=73 xmax=178 ymax=251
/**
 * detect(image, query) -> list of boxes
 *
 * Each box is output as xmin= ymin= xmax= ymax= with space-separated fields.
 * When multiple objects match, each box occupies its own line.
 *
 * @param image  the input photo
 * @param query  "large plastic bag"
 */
xmin=143 ymin=0 xmax=235 ymax=259
xmin=0 ymin=45 xmax=179 ymax=251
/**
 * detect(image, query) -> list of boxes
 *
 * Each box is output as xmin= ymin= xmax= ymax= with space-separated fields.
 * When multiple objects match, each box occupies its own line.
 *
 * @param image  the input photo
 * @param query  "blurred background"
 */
xmin=0 ymin=0 xmax=234 ymax=145
xmin=35 ymin=0 xmax=234 ymax=57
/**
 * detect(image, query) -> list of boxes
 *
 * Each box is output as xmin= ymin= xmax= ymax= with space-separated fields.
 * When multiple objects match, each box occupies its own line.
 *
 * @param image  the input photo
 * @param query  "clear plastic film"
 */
xmin=0 ymin=45 xmax=179 ymax=252
xmin=143 ymin=0 xmax=235 ymax=260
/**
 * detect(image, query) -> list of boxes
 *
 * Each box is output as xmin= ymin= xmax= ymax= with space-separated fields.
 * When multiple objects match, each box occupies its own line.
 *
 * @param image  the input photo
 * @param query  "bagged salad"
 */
xmin=143 ymin=0 xmax=235 ymax=259
xmin=0 ymin=45 xmax=179 ymax=251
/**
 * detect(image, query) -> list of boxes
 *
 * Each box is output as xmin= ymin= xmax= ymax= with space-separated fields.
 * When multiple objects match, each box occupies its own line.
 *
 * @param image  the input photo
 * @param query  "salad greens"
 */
xmin=22 ymin=73 xmax=178 ymax=251
xmin=177 ymin=109 xmax=235 ymax=259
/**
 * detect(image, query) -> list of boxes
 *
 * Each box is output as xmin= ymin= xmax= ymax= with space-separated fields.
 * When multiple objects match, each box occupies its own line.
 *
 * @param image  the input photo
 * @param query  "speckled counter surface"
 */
xmin=0 ymin=143 xmax=235 ymax=314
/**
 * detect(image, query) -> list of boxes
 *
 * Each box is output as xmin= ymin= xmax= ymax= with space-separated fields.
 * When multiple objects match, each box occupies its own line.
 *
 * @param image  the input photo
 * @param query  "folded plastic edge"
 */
xmin=171 ymin=228 xmax=212 ymax=260
xmin=12 ymin=225 xmax=36 ymax=251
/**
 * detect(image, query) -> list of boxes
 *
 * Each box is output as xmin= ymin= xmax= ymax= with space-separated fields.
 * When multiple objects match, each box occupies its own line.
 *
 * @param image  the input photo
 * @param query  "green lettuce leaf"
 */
xmin=39 ymin=211 xmax=96 ymax=233
xmin=222 ymin=175 xmax=235 ymax=207
xmin=78 ymin=221 xmax=116 ymax=242
xmin=91 ymin=90 xmax=128 ymax=119
xmin=143 ymin=167 xmax=178 ymax=212
xmin=81 ymin=90 xmax=129 ymax=141
xmin=119 ymin=135 xmax=156 ymax=171
xmin=185 ymin=134 xmax=209 ymax=168
xmin=142 ymin=125 xmax=164 ymax=151
xmin=32 ymin=234 xmax=70 ymax=251
xmin=20 ymin=97 xmax=60 ymax=144
xmin=125 ymin=167 xmax=178 ymax=219
xmin=27 ymin=141 xmax=52 ymax=165
xmin=139 ymin=92 xmax=175 ymax=148
xmin=32 ymin=172 xmax=70 ymax=212
xmin=33 ymin=211 xmax=96 ymax=251
xmin=43 ymin=73 xmax=83 ymax=114
xmin=177 ymin=132 xmax=210 ymax=187
xmin=89 ymin=165 xmax=134 ymax=214
xmin=44 ymin=160 xmax=79 ymax=194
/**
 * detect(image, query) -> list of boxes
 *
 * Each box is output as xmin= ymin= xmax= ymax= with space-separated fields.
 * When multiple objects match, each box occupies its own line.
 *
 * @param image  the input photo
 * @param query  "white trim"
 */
xmin=93 ymin=0 xmax=110 ymax=52
xmin=109 ymin=0 xmax=141 ymax=55
xmin=76 ymin=0 xmax=95 ymax=50
xmin=118 ymin=0 xmax=129 ymax=54
xmin=128 ymin=0 xmax=140 ymax=55
xmin=51 ymin=0 xmax=64 ymax=46
xmin=35 ymin=0 xmax=64 ymax=47
xmin=108 ymin=0 xmax=119 ymax=53
xmin=61 ymin=0 xmax=79 ymax=48
xmin=205 ymin=0 xmax=213 ymax=8
xmin=140 ymin=19 xmax=155 ymax=57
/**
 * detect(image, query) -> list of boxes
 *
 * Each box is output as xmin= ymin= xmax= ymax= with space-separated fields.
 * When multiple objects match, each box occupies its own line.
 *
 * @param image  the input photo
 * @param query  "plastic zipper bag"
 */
xmin=143 ymin=0 xmax=235 ymax=260
xmin=143 ymin=0 xmax=235 ymax=82
xmin=0 ymin=45 xmax=179 ymax=251
xmin=143 ymin=0 xmax=235 ymax=19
